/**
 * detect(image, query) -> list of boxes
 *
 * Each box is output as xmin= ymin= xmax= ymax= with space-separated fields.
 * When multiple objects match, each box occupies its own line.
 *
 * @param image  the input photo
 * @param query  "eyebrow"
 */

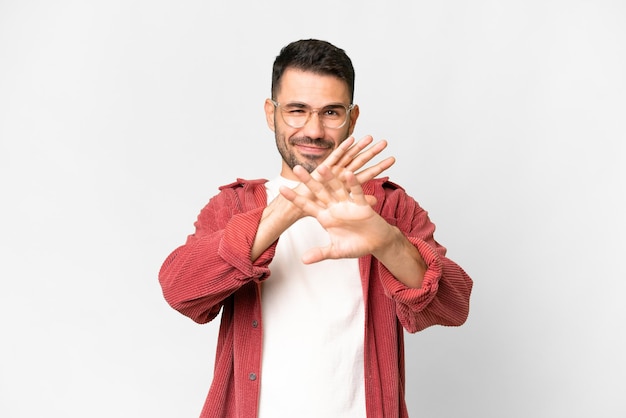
xmin=283 ymin=102 xmax=308 ymax=108
xmin=283 ymin=102 xmax=346 ymax=109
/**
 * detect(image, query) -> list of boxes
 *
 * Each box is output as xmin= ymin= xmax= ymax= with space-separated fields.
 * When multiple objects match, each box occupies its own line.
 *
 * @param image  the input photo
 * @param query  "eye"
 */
xmin=283 ymin=104 xmax=309 ymax=115
xmin=322 ymin=107 xmax=345 ymax=118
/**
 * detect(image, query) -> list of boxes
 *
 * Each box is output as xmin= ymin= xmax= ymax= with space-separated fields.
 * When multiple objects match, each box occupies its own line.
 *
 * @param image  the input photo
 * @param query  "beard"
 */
xmin=275 ymin=132 xmax=337 ymax=173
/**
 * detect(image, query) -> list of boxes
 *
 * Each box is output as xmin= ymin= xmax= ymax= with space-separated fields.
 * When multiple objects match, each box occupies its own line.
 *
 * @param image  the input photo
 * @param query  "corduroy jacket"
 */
xmin=159 ymin=177 xmax=473 ymax=417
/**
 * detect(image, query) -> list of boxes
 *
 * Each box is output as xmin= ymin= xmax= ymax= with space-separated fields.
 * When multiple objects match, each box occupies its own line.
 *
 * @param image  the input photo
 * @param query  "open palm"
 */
xmin=280 ymin=164 xmax=393 ymax=264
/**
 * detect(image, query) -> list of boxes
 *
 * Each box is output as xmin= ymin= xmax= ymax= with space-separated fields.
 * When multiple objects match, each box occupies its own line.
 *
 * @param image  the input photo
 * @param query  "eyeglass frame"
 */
xmin=270 ymin=99 xmax=356 ymax=129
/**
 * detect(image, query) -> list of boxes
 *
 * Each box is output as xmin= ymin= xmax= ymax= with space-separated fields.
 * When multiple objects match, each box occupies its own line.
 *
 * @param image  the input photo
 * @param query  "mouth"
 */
xmin=290 ymin=137 xmax=335 ymax=158
xmin=295 ymin=143 xmax=331 ymax=157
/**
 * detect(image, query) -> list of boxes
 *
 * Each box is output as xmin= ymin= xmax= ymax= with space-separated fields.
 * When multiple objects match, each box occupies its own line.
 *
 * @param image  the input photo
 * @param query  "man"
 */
xmin=159 ymin=39 xmax=473 ymax=417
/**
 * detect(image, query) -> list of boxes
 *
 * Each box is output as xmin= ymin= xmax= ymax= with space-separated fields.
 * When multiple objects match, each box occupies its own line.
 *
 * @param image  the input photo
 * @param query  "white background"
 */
xmin=1 ymin=1 xmax=625 ymax=417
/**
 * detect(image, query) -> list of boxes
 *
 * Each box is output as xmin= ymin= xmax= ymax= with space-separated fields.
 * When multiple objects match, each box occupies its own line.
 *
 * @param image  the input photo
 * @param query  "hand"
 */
xmin=290 ymin=135 xmax=395 ymax=219
xmin=313 ymin=135 xmax=395 ymax=186
xmin=251 ymin=136 xmax=395 ymax=263
xmin=280 ymin=163 xmax=395 ymax=264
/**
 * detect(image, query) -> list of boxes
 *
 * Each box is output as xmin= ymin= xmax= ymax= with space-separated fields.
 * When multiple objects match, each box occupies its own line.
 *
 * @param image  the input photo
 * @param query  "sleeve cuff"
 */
xmin=218 ymin=208 xmax=276 ymax=282
xmin=378 ymin=237 xmax=442 ymax=310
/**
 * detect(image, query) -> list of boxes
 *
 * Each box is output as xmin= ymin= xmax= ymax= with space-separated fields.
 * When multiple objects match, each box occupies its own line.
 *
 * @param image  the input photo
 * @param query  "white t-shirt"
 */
xmin=258 ymin=176 xmax=366 ymax=418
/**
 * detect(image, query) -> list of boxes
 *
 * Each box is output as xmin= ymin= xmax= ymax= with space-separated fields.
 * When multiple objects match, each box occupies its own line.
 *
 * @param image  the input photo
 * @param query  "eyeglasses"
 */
xmin=271 ymin=100 xmax=355 ymax=129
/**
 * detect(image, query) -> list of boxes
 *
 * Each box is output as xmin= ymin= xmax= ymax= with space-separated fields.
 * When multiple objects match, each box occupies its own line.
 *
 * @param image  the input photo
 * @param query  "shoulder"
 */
xmin=363 ymin=177 xmax=406 ymax=195
xmin=210 ymin=178 xmax=269 ymax=212
xmin=218 ymin=178 xmax=268 ymax=191
xmin=364 ymin=177 xmax=424 ymax=218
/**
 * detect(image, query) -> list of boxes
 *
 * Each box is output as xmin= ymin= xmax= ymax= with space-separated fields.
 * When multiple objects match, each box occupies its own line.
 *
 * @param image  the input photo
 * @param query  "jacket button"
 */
xmin=249 ymin=373 xmax=257 ymax=381
xmin=252 ymin=320 xmax=258 ymax=328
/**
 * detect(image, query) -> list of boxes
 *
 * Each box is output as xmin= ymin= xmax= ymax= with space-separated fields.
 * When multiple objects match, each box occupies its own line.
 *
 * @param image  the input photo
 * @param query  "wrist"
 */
xmin=373 ymin=226 xmax=426 ymax=289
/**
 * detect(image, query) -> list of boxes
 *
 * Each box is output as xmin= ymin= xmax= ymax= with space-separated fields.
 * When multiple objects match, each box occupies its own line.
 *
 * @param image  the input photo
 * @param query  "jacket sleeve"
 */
xmin=375 ymin=184 xmax=473 ymax=333
xmin=158 ymin=186 xmax=275 ymax=324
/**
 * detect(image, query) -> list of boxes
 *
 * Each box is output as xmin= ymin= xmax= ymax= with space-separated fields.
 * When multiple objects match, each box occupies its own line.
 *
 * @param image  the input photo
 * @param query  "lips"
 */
xmin=290 ymin=137 xmax=334 ymax=154
xmin=296 ymin=144 xmax=329 ymax=156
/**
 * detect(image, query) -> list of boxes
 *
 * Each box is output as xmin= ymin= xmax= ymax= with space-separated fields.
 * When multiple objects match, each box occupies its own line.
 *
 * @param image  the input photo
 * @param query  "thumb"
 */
xmin=364 ymin=195 xmax=378 ymax=207
xmin=301 ymin=246 xmax=331 ymax=264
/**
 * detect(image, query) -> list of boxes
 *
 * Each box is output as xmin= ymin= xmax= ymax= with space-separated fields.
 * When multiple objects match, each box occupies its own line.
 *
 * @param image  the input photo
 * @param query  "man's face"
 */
xmin=264 ymin=68 xmax=359 ymax=180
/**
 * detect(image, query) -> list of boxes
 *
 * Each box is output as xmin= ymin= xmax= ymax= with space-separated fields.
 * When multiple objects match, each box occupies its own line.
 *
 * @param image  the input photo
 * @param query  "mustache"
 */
xmin=288 ymin=136 xmax=334 ymax=148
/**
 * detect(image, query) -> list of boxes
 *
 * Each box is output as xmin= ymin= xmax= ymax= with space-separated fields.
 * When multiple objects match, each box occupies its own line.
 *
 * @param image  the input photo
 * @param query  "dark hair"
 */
xmin=271 ymin=39 xmax=355 ymax=102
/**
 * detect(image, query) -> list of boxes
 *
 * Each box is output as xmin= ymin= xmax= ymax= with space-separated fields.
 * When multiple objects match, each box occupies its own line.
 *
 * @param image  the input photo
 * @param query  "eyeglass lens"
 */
xmin=280 ymin=103 xmax=350 ymax=129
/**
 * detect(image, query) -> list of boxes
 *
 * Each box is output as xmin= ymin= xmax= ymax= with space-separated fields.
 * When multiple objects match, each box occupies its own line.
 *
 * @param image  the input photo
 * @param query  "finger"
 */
xmin=364 ymin=195 xmax=378 ymax=207
xmin=317 ymin=136 xmax=356 ymax=170
xmin=277 ymin=184 xmax=299 ymax=202
xmin=279 ymin=184 xmax=322 ymax=216
xmin=335 ymin=135 xmax=374 ymax=168
xmin=346 ymin=139 xmax=388 ymax=173
xmin=343 ymin=171 xmax=368 ymax=205
xmin=293 ymin=165 xmax=336 ymax=205
xmin=354 ymin=156 xmax=396 ymax=184
xmin=301 ymin=246 xmax=331 ymax=264
xmin=317 ymin=164 xmax=352 ymax=200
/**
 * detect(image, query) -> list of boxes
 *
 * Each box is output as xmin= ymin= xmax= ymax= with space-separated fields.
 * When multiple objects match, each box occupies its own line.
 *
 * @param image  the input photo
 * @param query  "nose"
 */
xmin=300 ymin=110 xmax=325 ymax=138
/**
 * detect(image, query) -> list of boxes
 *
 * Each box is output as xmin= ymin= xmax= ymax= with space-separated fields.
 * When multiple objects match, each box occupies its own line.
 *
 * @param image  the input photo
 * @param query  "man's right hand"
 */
xmin=251 ymin=135 xmax=395 ymax=262
xmin=292 ymin=135 xmax=395 ymax=216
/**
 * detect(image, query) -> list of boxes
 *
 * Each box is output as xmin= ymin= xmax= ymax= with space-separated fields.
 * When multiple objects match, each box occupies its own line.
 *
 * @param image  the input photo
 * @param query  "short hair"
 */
xmin=271 ymin=39 xmax=355 ymax=103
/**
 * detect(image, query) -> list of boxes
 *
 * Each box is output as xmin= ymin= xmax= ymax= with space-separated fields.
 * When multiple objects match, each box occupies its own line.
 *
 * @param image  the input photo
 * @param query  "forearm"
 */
xmin=372 ymin=225 xmax=427 ymax=289
xmin=370 ymin=185 xmax=472 ymax=330
xmin=376 ymin=236 xmax=473 ymax=332
xmin=159 ymin=238 xmax=239 ymax=322
xmin=251 ymin=194 xmax=302 ymax=262
xmin=160 ymin=209 xmax=274 ymax=323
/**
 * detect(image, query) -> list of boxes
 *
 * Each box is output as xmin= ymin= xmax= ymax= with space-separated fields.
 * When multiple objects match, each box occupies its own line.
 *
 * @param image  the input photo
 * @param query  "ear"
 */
xmin=264 ymin=99 xmax=276 ymax=132
xmin=347 ymin=104 xmax=360 ymax=136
